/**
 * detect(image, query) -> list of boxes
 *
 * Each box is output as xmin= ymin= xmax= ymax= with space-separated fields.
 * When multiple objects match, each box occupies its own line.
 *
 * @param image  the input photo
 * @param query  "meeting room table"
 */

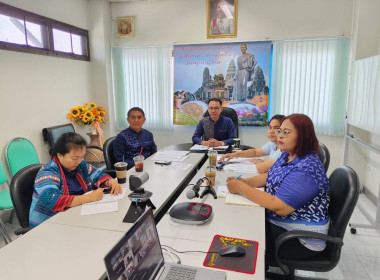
xmin=0 ymin=143 xmax=265 ymax=280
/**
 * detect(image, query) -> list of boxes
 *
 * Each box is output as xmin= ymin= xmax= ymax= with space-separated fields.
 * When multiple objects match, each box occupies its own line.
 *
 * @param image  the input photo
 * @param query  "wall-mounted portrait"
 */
xmin=116 ymin=17 xmax=134 ymax=37
xmin=207 ymin=0 xmax=237 ymax=39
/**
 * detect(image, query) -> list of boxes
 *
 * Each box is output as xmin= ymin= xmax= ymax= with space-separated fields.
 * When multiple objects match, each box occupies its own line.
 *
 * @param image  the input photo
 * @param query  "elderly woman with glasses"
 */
xmin=227 ymin=114 xmax=329 ymax=266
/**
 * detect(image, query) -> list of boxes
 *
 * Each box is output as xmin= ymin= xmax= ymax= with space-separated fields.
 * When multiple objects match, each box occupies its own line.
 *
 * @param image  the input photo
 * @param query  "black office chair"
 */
xmin=103 ymin=136 xmax=116 ymax=177
xmin=203 ymin=107 xmax=239 ymax=137
xmin=42 ymin=124 xmax=105 ymax=169
xmin=318 ymin=142 xmax=330 ymax=172
xmin=266 ymin=166 xmax=360 ymax=280
xmin=9 ymin=164 xmax=43 ymax=235
xmin=42 ymin=123 xmax=75 ymax=148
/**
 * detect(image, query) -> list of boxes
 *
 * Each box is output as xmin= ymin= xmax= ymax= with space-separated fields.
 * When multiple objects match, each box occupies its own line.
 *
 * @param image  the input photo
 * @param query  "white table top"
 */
xmin=0 ymin=222 xmax=125 ymax=280
xmin=158 ymin=164 xmax=265 ymax=248
xmin=46 ymin=153 xmax=205 ymax=232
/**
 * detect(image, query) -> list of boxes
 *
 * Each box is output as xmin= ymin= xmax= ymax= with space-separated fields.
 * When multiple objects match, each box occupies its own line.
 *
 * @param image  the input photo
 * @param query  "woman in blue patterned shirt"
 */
xmin=227 ymin=114 xmax=330 ymax=266
xmin=29 ymin=132 xmax=122 ymax=226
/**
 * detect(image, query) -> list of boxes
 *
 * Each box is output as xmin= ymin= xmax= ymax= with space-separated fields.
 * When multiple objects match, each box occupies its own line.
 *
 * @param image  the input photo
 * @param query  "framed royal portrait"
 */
xmin=116 ymin=17 xmax=134 ymax=37
xmin=207 ymin=0 xmax=237 ymax=39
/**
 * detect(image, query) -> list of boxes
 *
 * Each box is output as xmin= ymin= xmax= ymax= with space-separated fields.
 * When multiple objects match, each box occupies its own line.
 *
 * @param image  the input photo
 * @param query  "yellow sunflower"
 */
xmin=82 ymin=116 xmax=91 ymax=123
xmin=85 ymin=111 xmax=94 ymax=119
xmin=70 ymin=108 xmax=80 ymax=117
xmin=88 ymin=102 xmax=97 ymax=109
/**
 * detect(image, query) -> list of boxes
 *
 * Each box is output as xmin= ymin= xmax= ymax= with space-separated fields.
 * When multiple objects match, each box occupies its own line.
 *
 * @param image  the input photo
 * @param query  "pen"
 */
xmin=234 ymin=174 xmax=242 ymax=180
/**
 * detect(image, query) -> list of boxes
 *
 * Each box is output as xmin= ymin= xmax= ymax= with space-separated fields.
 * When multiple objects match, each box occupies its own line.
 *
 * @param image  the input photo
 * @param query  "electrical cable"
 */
xmin=161 ymin=244 xmax=218 ymax=254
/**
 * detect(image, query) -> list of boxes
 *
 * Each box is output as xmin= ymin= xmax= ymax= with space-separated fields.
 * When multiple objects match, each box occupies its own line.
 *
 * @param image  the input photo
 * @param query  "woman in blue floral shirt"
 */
xmin=227 ymin=114 xmax=329 ymax=266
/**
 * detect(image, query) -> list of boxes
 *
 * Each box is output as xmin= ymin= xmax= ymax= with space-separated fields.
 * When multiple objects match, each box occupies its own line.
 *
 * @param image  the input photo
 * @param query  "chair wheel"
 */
xmin=350 ymin=227 xmax=357 ymax=234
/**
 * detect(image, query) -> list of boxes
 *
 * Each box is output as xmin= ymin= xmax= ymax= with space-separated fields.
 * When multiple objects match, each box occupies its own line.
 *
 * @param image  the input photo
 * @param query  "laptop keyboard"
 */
xmin=164 ymin=265 xmax=197 ymax=280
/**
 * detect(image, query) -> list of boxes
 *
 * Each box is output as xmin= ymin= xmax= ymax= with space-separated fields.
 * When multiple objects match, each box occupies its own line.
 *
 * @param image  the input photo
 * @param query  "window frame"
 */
xmin=0 ymin=2 xmax=90 ymax=61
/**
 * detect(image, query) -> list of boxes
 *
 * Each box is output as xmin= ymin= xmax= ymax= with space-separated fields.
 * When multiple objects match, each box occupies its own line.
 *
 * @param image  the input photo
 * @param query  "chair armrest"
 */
xmin=274 ymin=230 xmax=344 ymax=275
xmin=15 ymin=226 xmax=34 ymax=235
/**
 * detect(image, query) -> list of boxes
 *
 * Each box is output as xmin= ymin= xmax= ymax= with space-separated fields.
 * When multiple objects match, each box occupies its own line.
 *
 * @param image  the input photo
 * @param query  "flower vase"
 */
xmin=90 ymin=126 xmax=97 ymax=135
xmin=84 ymin=127 xmax=104 ymax=166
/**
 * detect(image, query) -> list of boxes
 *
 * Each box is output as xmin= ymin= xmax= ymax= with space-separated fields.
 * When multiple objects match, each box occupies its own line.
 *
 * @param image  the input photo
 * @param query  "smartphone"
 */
xmin=155 ymin=160 xmax=171 ymax=165
xmin=103 ymin=187 xmax=111 ymax=194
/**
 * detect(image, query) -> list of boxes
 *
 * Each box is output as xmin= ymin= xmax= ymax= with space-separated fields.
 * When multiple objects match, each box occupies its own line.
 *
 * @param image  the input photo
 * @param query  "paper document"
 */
xmin=225 ymin=190 xmax=263 ymax=207
xmin=190 ymin=144 xmax=209 ymax=151
xmin=217 ymin=155 xmax=266 ymax=163
xmin=162 ymin=162 xmax=191 ymax=171
xmin=223 ymin=163 xmax=257 ymax=173
xmin=151 ymin=152 xmax=188 ymax=162
xmin=217 ymin=185 xmax=228 ymax=198
xmin=80 ymin=188 xmax=128 ymax=215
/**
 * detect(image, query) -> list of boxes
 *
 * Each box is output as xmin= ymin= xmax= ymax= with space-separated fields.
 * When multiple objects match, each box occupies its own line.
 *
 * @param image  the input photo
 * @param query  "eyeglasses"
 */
xmin=275 ymin=128 xmax=292 ymax=138
xmin=208 ymin=107 xmax=221 ymax=111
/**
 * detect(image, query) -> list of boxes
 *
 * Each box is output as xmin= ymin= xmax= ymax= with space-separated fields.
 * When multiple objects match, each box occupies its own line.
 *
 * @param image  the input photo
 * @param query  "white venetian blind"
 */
xmin=271 ymin=38 xmax=350 ymax=135
xmin=112 ymin=46 xmax=173 ymax=131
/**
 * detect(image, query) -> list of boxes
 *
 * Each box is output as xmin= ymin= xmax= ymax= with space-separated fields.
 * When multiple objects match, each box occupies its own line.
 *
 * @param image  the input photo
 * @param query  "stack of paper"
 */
xmin=223 ymin=163 xmax=257 ymax=173
xmin=190 ymin=144 xmax=229 ymax=151
xmin=225 ymin=192 xmax=260 ymax=207
xmin=151 ymin=150 xmax=189 ymax=162
xmin=189 ymin=144 xmax=209 ymax=151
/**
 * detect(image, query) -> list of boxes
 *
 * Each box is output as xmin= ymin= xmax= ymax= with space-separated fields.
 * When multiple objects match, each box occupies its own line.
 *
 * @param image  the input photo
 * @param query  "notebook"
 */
xmin=104 ymin=208 xmax=226 ymax=280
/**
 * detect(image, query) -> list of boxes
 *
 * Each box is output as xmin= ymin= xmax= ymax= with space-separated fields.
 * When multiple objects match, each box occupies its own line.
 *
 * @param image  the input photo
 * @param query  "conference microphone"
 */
xmin=186 ymin=177 xmax=207 ymax=199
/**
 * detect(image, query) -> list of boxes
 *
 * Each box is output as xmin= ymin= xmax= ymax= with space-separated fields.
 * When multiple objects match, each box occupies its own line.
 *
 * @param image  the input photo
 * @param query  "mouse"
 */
xmin=219 ymin=244 xmax=246 ymax=257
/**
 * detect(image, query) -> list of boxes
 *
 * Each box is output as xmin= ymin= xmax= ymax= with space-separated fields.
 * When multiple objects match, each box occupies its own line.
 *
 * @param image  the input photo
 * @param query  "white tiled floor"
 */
xmin=1 ymin=194 xmax=379 ymax=279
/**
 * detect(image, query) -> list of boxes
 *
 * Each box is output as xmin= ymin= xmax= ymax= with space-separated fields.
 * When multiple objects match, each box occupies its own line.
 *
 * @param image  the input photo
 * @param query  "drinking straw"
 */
xmin=122 ymin=155 xmax=125 ymax=162
xmin=140 ymin=147 xmax=143 ymax=158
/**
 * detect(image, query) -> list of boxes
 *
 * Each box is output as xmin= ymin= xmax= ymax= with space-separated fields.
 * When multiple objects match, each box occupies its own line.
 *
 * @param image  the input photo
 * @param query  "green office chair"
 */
xmin=5 ymin=137 xmax=39 ymax=176
xmin=0 ymin=162 xmax=13 ymax=244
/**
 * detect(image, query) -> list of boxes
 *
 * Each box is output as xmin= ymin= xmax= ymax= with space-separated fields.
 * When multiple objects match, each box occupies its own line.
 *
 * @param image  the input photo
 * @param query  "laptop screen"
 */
xmin=104 ymin=208 xmax=165 ymax=280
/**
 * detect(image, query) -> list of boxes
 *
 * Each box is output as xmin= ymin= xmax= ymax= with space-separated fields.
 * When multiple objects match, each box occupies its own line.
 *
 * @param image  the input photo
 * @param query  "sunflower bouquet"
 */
xmin=67 ymin=102 xmax=106 ymax=126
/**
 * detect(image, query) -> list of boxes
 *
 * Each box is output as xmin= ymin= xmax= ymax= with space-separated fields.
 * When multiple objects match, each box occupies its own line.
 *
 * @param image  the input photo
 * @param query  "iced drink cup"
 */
xmin=133 ymin=155 xmax=145 ymax=172
xmin=205 ymin=166 xmax=217 ymax=187
xmin=114 ymin=162 xmax=128 ymax=184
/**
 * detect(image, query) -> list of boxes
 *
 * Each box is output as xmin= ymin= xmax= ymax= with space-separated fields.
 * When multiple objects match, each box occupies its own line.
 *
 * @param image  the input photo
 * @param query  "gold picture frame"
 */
xmin=207 ymin=0 xmax=237 ymax=39
xmin=116 ymin=17 xmax=134 ymax=37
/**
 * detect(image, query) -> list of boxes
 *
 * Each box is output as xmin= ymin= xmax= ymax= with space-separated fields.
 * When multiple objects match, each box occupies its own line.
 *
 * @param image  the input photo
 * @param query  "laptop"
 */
xmin=104 ymin=208 xmax=226 ymax=280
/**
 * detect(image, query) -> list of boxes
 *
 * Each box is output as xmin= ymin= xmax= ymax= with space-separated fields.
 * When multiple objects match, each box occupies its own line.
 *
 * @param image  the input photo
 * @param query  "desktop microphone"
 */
xmin=186 ymin=177 xmax=208 ymax=199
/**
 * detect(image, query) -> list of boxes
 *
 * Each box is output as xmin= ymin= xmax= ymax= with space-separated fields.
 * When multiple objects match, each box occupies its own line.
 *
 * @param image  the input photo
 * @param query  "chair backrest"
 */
xmin=103 ymin=136 xmax=117 ymax=170
xmin=326 ymin=166 xmax=360 ymax=260
xmin=318 ymin=142 xmax=330 ymax=172
xmin=42 ymin=123 xmax=75 ymax=147
xmin=9 ymin=164 xmax=43 ymax=228
xmin=203 ymin=107 xmax=239 ymax=137
xmin=0 ymin=162 xmax=7 ymax=185
xmin=6 ymin=137 xmax=39 ymax=176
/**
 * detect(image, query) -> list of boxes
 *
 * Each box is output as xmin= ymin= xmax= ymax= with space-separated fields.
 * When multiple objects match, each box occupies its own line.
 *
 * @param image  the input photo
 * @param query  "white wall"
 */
xmin=348 ymin=0 xmax=380 ymax=196
xmin=0 ymin=0 xmax=93 ymax=177
xmin=111 ymin=0 xmax=353 ymax=46
xmin=106 ymin=0 xmax=353 ymax=175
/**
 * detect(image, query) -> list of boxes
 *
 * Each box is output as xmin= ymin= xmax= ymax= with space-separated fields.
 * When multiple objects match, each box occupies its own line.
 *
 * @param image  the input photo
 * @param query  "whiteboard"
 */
xmin=348 ymin=55 xmax=380 ymax=135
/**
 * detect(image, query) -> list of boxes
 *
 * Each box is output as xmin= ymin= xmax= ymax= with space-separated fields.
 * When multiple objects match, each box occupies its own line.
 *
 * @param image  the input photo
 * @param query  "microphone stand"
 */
xmin=200 ymin=182 xmax=217 ymax=199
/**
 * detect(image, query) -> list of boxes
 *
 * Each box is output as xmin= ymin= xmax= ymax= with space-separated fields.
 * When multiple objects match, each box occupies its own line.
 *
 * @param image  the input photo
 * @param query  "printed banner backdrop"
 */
xmin=173 ymin=41 xmax=272 ymax=126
